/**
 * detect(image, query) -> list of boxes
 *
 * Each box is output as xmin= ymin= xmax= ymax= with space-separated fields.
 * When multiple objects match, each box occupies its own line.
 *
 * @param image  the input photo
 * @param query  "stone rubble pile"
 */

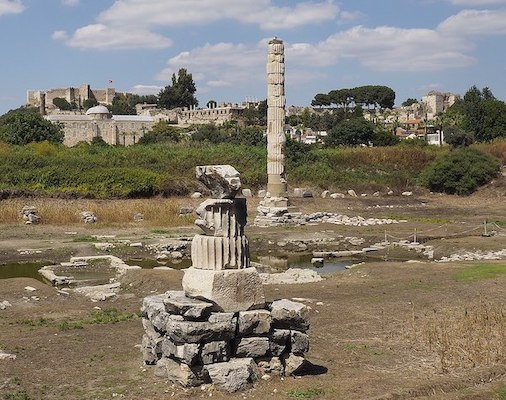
xmin=255 ymin=209 xmax=405 ymax=227
xmin=438 ymin=249 xmax=506 ymax=262
xmin=80 ymin=211 xmax=97 ymax=223
xmin=21 ymin=205 xmax=41 ymax=224
xmin=142 ymin=165 xmax=312 ymax=392
xmin=141 ymin=293 xmax=309 ymax=392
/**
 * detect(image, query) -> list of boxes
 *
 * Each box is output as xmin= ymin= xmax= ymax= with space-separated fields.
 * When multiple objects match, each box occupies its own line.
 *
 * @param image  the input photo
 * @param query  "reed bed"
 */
xmin=407 ymin=296 xmax=506 ymax=373
xmin=0 ymin=198 xmax=197 ymax=226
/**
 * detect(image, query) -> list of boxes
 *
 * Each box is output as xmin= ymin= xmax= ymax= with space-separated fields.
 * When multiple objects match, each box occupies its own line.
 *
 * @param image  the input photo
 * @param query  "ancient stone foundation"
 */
xmin=141 ymin=293 xmax=309 ymax=392
xmin=141 ymin=164 xmax=311 ymax=392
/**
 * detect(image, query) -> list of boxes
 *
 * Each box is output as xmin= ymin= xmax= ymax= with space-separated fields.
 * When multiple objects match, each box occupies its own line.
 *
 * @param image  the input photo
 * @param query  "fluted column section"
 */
xmin=266 ymin=38 xmax=287 ymax=197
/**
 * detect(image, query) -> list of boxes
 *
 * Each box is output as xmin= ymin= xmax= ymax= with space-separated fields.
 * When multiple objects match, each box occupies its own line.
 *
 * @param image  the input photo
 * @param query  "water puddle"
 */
xmin=1 ymin=253 xmax=354 ymax=285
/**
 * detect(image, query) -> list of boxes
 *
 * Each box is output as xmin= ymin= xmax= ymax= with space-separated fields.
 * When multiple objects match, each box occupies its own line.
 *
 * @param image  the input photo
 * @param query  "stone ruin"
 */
xmin=21 ymin=206 xmax=41 ymax=225
xmin=141 ymin=165 xmax=311 ymax=392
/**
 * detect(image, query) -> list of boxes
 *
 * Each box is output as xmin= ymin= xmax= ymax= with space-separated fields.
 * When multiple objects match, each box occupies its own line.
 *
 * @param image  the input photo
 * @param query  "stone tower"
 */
xmin=266 ymin=38 xmax=287 ymax=197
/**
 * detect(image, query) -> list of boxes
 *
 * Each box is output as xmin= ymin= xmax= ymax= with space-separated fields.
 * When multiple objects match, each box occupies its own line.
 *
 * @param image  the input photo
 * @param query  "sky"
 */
xmin=1 ymin=0 xmax=505 ymax=115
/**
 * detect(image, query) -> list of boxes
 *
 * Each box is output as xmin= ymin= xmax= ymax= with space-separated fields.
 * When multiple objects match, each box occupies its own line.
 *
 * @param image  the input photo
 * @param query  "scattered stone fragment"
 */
xmin=190 ymin=192 xmax=203 ymax=199
xmin=24 ymin=286 xmax=37 ymax=292
xmin=321 ymin=190 xmax=330 ymax=198
xmin=133 ymin=212 xmax=144 ymax=221
xmin=402 ymin=191 xmax=413 ymax=196
xmin=241 ymin=189 xmax=252 ymax=198
xmin=21 ymin=205 xmax=41 ymax=224
xmin=80 ymin=211 xmax=97 ymax=223
xmin=179 ymin=206 xmax=193 ymax=216
xmin=311 ymin=257 xmax=324 ymax=268
xmin=282 ymin=353 xmax=305 ymax=376
xmin=0 ymin=300 xmax=12 ymax=310
xmin=347 ymin=189 xmax=358 ymax=197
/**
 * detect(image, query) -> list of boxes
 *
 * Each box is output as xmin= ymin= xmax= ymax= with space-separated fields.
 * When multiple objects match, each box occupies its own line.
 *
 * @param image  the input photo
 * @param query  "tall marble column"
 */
xmin=266 ymin=38 xmax=287 ymax=197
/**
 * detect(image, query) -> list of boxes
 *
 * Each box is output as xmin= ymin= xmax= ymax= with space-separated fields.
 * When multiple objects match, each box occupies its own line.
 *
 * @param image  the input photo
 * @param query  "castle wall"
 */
xmin=178 ymin=107 xmax=243 ymax=125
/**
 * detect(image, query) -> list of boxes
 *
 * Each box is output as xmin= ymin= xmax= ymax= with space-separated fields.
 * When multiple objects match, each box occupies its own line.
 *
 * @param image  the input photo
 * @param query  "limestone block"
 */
xmin=163 ymin=291 xmax=215 ymax=320
xmin=347 ymin=189 xmax=358 ymax=197
xmin=190 ymin=192 xmax=202 ymax=199
xmin=281 ymin=353 xmax=305 ymax=376
xmin=293 ymin=188 xmax=304 ymax=197
xmin=269 ymin=329 xmax=290 ymax=356
xmin=142 ymin=334 xmax=163 ymax=365
xmin=235 ymin=336 xmax=270 ymax=358
xmin=311 ymin=257 xmax=324 ymax=268
xmin=330 ymin=193 xmax=345 ymax=199
xmin=141 ymin=294 xmax=166 ymax=319
xmin=196 ymin=165 xmax=241 ymax=199
xmin=161 ymin=338 xmax=200 ymax=366
xmin=256 ymin=357 xmax=284 ymax=376
xmin=154 ymin=357 xmax=203 ymax=387
xmin=191 ymin=234 xmax=249 ymax=270
xmin=142 ymin=318 xmax=161 ymax=341
xmin=182 ymin=267 xmax=265 ymax=312
xmin=321 ymin=190 xmax=330 ymax=198
xmin=203 ymin=358 xmax=258 ymax=393
xmin=257 ymin=189 xmax=267 ymax=198
xmin=237 ymin=310 xmax=271 ymax=336
xmin=270 ymin=299 xmax=310 ymax=332
xmin=151 ymin=311 xmax=171 ymax=334
xmin=201 ymin=340 xmax=231 ymax=365
xmin=166 ymin=314 xmax=236 ymax=345
xmin=290 ymin=330 xmax=310 ymax=354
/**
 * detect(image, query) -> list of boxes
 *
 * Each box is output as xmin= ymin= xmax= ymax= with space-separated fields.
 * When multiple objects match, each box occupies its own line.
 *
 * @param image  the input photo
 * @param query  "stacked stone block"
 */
xmin=141 ymin=292 xmax=309 ymax=392
xmin=141 ymin=164 xmax=311 ymax=392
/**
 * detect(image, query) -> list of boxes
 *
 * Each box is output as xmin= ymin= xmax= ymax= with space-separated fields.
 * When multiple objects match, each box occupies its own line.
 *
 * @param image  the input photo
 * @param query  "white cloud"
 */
xmin=129 ymin=85 xmax=163 ymax=95
xmin=449 ymin=0 xmax=506 ymax=5
xmin=58 ymin=1 xmax=340 ymax=50
xmin=291 ymin=26 xmax=475 ymax=71
xmin=0 ymin=0 xmax=24 ymax=16
xmin=51 ymin=30 xmax=68 ymax=40
xmin=438 ymin=9 xmax=506 ymax=34
xmin=61 ymin=0 xmax=79 ymax=6
xmin=52 ymin=24 xmax=172 ymax=50
xmin=98 ymin=0 xmax=339 ymax=30
xmin=156 ymin=41 xmax=267 ymax=89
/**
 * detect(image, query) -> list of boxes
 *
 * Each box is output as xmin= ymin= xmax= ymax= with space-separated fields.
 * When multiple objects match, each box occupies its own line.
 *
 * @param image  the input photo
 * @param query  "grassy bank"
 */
xmin=0 ymin=140 xmax=503 ymax=199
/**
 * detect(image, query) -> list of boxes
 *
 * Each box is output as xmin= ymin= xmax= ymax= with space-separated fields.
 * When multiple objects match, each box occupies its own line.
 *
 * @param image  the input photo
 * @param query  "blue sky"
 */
xmin=1 ymin=0 xmax=505 ymax=115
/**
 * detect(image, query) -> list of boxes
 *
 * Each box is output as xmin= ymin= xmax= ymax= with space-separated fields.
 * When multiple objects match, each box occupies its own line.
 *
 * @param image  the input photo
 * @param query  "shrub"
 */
xmin=421 ymin=148 xmax=500 ymax=195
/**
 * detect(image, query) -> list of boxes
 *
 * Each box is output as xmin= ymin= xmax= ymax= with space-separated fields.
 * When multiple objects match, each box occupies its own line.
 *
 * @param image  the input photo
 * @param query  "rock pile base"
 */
xmin=141 ymin=291 xmax=309 ymax=392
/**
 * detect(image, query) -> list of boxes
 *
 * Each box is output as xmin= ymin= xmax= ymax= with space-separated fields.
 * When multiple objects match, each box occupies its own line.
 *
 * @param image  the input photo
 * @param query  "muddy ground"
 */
xmin=0 ymin=191 xmax=505 ymax=399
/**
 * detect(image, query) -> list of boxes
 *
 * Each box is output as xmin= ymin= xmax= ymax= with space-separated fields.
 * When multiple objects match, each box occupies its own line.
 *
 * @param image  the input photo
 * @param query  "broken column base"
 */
xmin=141 ymin=292 xmax=310 ymax=393
xmin=254 ymin=196 xmax=304 ymax=227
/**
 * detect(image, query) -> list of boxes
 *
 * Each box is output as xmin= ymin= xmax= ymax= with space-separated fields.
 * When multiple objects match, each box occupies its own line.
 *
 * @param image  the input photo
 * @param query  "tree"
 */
xmin=421 ymin=148 xmax=499 ymax=195
xmin=138 ymin=121 xmax=181 ymax=144
xmin=0 ymin=107 xmax=64 ymax=145
xmin=402 ymin=98 xmax=418 ymax=107
xmin=444 ymin=126 xmax=474 ymax=148
xmin=53 ymin=97 xmax=75 ymax=111
xmin=110 ymin=94 xmax=136 ymax=115
xmin=158 ymin=68 xmax=198 ymax=109
xmin=325 ymin=118 xmax=375 ymax=146
xmin=82 ymin=98 xmax=99 ymax=110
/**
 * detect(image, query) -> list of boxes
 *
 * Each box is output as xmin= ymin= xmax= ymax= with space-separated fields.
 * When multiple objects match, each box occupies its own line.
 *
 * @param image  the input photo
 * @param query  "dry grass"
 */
xmin=474 ymin=140 xmax=506 ymax=164
xmin=408 ymin=296 xmax=506 ymax=373
xmin=0 ymin=198 xmax=197 ymax=226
